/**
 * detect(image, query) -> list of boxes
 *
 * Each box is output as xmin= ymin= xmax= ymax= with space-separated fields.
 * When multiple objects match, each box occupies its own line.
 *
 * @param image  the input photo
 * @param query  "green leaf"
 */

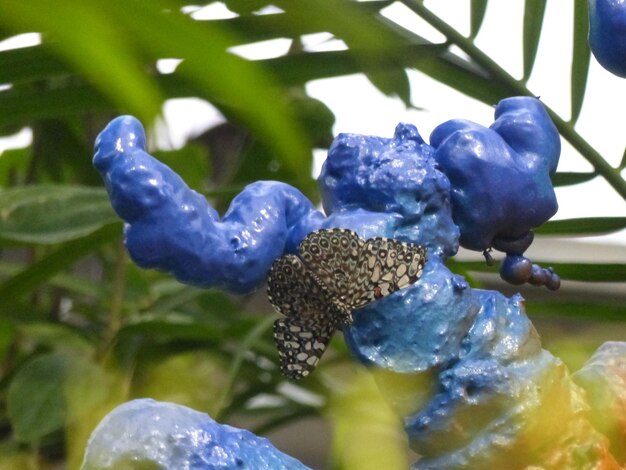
xmin=570 ymin=0 xmax=590 ymax=124
xmin=470 ymin=0 xmax=489 ymax=39
xmin=0 ymin=185 xmax=118 ymax=244
xmin=153 ymin=144 xmax=211 ymax=192
xmin=0 ymin=1 xmax=163 ymax=122
xmin=265 ymin=44 xmax=447 ymax=86
xmin=0 ymin=45 xmax=68 ymax=85
xmin=522 ymin=0 xmax=547 ymax=81
xmin=7 ymin=353 xmax=71 ymax=442
xmin=117 ymin=311 xmax=224 ymax=343
xmin=536 ymin=217 xmax=626 ymax=235
xmin=0 ymin=84 xmax=113 ymax=128
xmin=214 ymin=314 xmax=275 ymax=418
xmin=619 ymin=147 xmax=626 ymax=170
xmin=0 ymin=223 xmax=121 ymax=305
xmin=273 ymin=0 xmax=404 ymax=53
xmin=0 ymin=260 xmax=102 ymax=298
xmin=366 ymin=69 xmax=412 ymax=107
xmin=7 ymin=353 xmax=113 ymax=442
xmin=0 ymin=317 xmax=16 ymax=364
xmin=526 ymin=301 xmax=626 ymax=321
xmin=413 ymin=53 xmax=512 ymax=105
xmin=147 ymin=285 xmax=237 ymax=318
xmin=290 ymin=92 xmax=335 ymax=148
xmin=108 ymin=0 xmax=312 ymax=180
xmin=551 ymin=171 xmax=596 ymax=186
xmin=0 ymin=146 xmax=30 ymax=186
xmin=450 ymin=260 xmax=626 ymax=282
xmin=17 ymin=322 xmax=93 ymax=355
xmin=35 ymin=118 xmax=99 ymax=184
xmin=220 ymin=1 xmax=395 ymax=47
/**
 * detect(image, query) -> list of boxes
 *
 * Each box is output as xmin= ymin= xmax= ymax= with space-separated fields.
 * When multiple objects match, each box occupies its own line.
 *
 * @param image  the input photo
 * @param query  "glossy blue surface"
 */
xmin=589 ymin=0 xmax=626 ymax=77
xmin=430 ymin=97 xmax=560 ymax=252
xmin=81 ymin=399 xmax=310 ymax=470
xmin=94 ymin=116 xmax=323 ymax=294
xmin=91 ymin=97 xmax=577 ymax=467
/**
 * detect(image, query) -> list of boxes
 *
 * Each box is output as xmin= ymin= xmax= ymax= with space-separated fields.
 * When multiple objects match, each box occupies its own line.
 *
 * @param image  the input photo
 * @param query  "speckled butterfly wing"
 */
xmin=297 ymin=229 xmax=363 ymax=301
xmin=268 ymin=229 xmax=427 ymax=380
xmin=348 ymin=237 xmax=427 ymax=310
xmin=273 ymin=314 xmax=339 ymax=379
xmin=267 ymin=253 xmax=339 ymax=379
xmin=267 ymin=254 xmax=333 ymax=318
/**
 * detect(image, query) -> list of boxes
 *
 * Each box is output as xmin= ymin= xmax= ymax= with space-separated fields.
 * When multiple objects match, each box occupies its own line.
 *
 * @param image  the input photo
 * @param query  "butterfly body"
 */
xmin=267 ymin=228 xmax=426 ymax=379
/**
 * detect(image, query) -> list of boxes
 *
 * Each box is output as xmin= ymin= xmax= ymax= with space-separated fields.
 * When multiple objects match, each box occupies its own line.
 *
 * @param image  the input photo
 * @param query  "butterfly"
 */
xmin=267 ymin=228 xmax=427 ymax=380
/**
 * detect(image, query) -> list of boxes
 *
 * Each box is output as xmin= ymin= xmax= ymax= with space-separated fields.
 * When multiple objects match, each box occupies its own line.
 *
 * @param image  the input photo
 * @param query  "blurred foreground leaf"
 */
xmin=0 ymin=185 xmax=118 ymax=244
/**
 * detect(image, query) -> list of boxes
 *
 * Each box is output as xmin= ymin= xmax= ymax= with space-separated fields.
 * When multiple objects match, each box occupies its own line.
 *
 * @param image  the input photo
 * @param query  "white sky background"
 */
xmin=0 ymin=0 xmax=625 ymax=246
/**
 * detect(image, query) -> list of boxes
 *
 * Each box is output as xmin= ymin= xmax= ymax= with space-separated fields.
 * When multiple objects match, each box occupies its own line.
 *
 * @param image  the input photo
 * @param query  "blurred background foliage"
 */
xmin=0 ymin=0 xmax=623 ymax=468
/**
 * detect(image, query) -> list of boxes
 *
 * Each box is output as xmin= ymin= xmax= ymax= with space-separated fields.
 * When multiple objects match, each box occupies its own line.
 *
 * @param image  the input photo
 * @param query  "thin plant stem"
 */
xmin=98 ymin=238 xmax=127 ymax=359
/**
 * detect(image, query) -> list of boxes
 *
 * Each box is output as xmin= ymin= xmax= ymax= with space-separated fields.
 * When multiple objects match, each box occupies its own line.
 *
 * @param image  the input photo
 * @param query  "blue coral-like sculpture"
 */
xmin=84 ymin=97 xmax=626 ymax=469
xmin=589 ymin=0 xmax=626 ymax=77
xmin=81 ymin=399 xmax=309 ymax=470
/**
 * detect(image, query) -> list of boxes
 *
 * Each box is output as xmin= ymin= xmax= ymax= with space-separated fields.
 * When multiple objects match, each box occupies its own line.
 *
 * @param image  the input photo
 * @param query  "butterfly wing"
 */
xmin=297 ymin=229 xmax=364 ymax=302
xmin=267 ymin=254 xmax=332 ymax=317
xmin=349 ymin=237 xmax=427 ymax=310
xmin=273 ymin=314 xmax=338 ymax=379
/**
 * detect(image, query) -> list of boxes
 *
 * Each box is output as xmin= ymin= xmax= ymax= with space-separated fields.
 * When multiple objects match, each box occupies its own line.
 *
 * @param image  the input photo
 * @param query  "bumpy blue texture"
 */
xmin=589 ymin=0 xmax=626 ymax=77
xmin=430 ymin=96 xmax=560 ymax=252
xmin=93 ymin=97 xmax=568 ymax=467
xmin=81 ymin=399 xmax=310 ymax=470
xmin=94 ymin=116 xmax=323 ymax=294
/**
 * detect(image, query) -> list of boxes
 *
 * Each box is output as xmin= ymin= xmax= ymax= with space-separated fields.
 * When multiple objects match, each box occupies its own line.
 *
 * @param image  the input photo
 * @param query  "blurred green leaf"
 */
xmin=274 ymin=0 xmax=404 ymax=54
xmin=527 ymin=301 xmax=626 ymax=320
xmin=0 ymin=185 xmax=118 ymax=244
xmin=366 ymin=69 xmax=412 ymax=107
xmin=153 ymin=144 xmax=210 ymax=191
xmin=117 ymin=311 xmax=224 ymax=343
xmin=522 ymin=0 xmax=547 ymax=81
xmin=221 ymin=1 xmax=395 ymax=45
xmin=0 ymin=84 xmax=112 ymax=128
xmin=0 ymin=223 xmax=121 ymax=305
xmin=0 ymin=260 xmax=102 ymax=298
xmin=551 ymin=171 xmax=596 ymax=186
xmin=7 ymin=352 xmax=114 ymax=443
xmin=454 ymin=260 xmax=626 ymax=282
xmin=35 ymin=119 xmax=99 ymax=184
xmin=0 ymin=1 xmax=163 ymax=122
xmin=470 ymin=0 xmax=489 ymax=39
xmin=290 ymin=92 xmax=335 ymax=148
xmin=266 ymin=44 xmax=446 ymax=86
xmin=132 ymin=350 xmax=230 ymax=417
xmin=8 ymin=353 xmax=72 ymax=442
xmin=570 ymin=0 xmax=590 ymax=124
xmin=413 ymin=53 xmax=512 ymax=104
xmin=214 ymin=314 xmax=275 ymax=418
xmin=17 ymin=322 xmax=93 ymax=355
xmin=0 ymin=317 xmax=16 ymax=363
xmin=0 ymin=45 xmax=68 ymax=85
xmin=0 ymin=146 xmax=30 ymax=186
xmin=545 ymin=262 xmax=626 ymax=282
xmin=108 ymin=0 xmax=312 ymax=178
xmin=536 ymin=217 xmax=626 ymax=235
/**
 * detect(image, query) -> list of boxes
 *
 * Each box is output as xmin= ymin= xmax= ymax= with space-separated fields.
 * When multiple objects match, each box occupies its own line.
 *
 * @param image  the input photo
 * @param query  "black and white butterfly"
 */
xmin=267 ymin=228 xmax=427 ymax=380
